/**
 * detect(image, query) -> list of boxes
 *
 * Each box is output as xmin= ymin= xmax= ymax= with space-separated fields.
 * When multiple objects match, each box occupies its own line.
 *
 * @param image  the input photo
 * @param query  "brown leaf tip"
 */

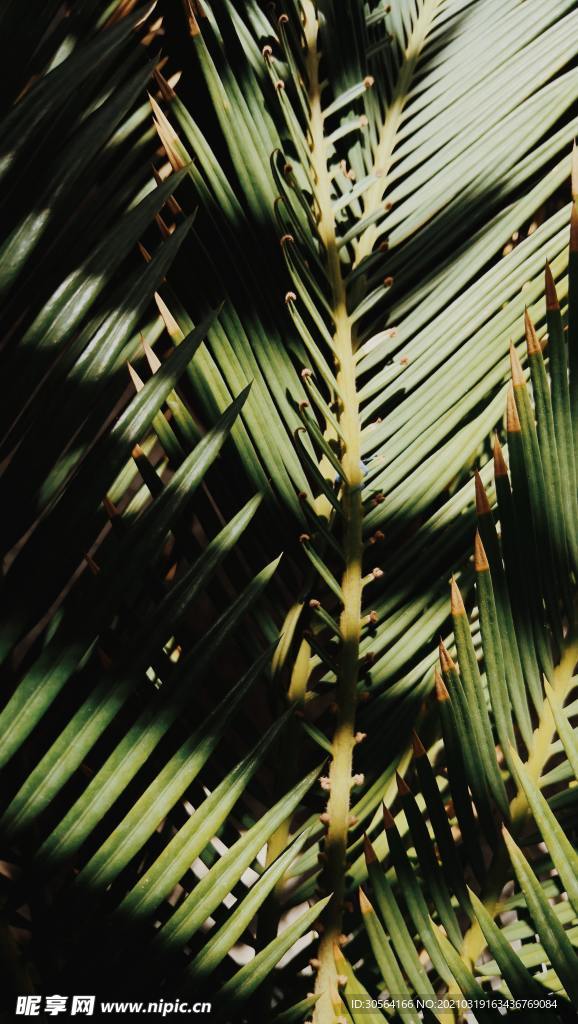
xmin=474 ymin=470 xmax=491 ymax=516
xmin=524 ymin=308 xmax=541 ymax=356
xmin=434 ymin=668 xmax=450 ymax=702
xmin=359 ymin=888 xmax=373 ymax=914
xmin=153 ymin=67 xmax=176 ymax=102
xmin=438 ymin=639 xmax=456 ymax=674
xmin=474 ymin=530 xmax=489 ymax=572
xmin=506 ymin=384 xmax=521 ymax=434
xmin=450 ymin=576 xmax=466 ymax=616
xmin=493 ymin=434 xmax=509 ymax=477
xmin=382 ymin=803 xmax=395 ymax=830
xmin=363 ymin=833 xmax=377 ymax=864
xmin=572 ymin=139 xmax=578 ymax=201
xmin=396 ymin=771 xmax=411 ymax=797
xmin=544 ymin=262 xmax=559 ymax=311
xmin=509 ymin=343 xmax=525 ymax=387
xmin=411 ymin=730 xmax=426 ymax=757
xmin=183 ymin=0 xmax=204 ymax=35
xmin=571 ymin=203 xmax=578 ymax=253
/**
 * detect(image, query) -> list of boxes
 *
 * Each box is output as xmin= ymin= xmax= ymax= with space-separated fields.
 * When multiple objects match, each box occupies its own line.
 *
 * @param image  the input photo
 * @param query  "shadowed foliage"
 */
xmin=1 ymin=2 xmax=578 ymax=1022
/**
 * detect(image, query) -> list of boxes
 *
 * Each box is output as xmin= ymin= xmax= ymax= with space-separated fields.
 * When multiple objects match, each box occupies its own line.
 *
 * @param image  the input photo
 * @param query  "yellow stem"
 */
xmin=301 ymin=4 xmax=363 ymax=1020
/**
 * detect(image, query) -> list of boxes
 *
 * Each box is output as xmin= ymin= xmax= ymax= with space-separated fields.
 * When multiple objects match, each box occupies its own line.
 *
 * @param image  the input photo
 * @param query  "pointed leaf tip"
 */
xmin=474 ymin=470 xmax=491 ymax=515
xmin=362 ymin=833 xmax=377 ymax=864
xmin=509 ymin=343 xmax=525 ymax=387
xmin=438 ymin=639 xmax=456 ymax=674
xmin=506 ymin=385 xmax=521 ymax=433
xmin=450 ymin=576 xmax=466 ymax=616
xmin=524 ymin=308 xmax=541 ymax=356
xmin=544 ymin=262 xmax=559 ymax=310
xmin=493 ymin=434 xmax=509 ymax=477
xmin=183 ymin=0 xmax=203 ymax=35
xmin=153 ymin=66 xmax=176 ymax=102
xmin=382 ymin=803 xmax=395 ymax=830
xmin=396 ymin=771 xmax=411 ymax=797
xmin=411 ymin=730 xmax=426 ymax=757
xmin=359 ymin=888 xmax=373 ymax=915
xmin=143 ymin=337 xmax=161 ymax=373
xmin=127 ymin=362 xmax=144 ymax=393
xmin=474 ymin=530 xmax=489 ymax=573
xmin=434 ymin=668 xmax=450 ymax=702
xmin=571 ymin=203 xmax=578 ymax=253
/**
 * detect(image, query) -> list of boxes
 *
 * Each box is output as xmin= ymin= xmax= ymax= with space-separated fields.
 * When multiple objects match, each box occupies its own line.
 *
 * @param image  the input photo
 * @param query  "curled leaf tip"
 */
xmin=544 ymin=261 xmax=559 ymax=310
xmin=450 ymin=576 xmax=465 ymax=616
xmin=506 ymin=384 xmax=521 ymax=433
xmin=474 ymin=470 xmax=491 ymax=515
xmin=474 ymin=530 xmax=489 ymax=572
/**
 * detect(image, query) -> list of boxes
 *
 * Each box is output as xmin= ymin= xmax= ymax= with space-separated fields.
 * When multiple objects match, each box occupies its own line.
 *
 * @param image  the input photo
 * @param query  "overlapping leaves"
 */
xmin=349 ymin=252 xmax=578 ymax=1021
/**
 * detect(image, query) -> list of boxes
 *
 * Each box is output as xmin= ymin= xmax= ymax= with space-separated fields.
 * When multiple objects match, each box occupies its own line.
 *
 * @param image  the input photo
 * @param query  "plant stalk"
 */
xmin=302 ymin=4 xmax=364 ymax=1020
